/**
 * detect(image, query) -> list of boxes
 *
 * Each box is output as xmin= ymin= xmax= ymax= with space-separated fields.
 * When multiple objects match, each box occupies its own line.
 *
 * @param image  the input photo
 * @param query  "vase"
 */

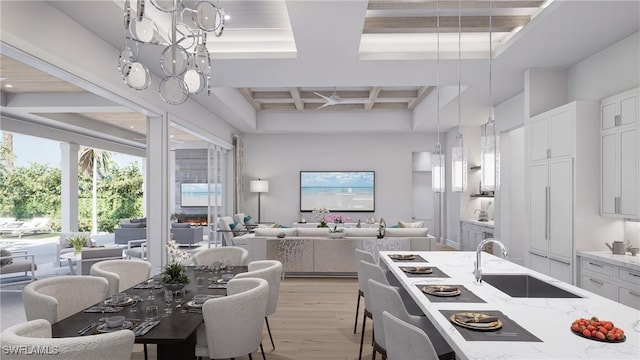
xmin=329 ymin=232 xmax=345 ymax=239
xmin=164 ymin=283 xmax=185 ymax=291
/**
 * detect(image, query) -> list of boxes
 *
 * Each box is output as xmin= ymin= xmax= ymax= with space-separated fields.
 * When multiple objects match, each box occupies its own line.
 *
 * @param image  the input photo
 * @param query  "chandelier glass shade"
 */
xmin=480 ymin=117 xmax=496 ymax=192
xmin=451 ymin=0 xmax=467 ymax=193
xmin=117 ymin=0 xmax=225 ymax=105
xmin=431 ymin=0 xmax=445 ymax=193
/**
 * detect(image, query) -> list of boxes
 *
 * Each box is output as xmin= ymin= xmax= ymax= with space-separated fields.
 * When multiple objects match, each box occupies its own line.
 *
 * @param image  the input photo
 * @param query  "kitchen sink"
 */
xmin=482 ymin=274 xmax=582 ymax=298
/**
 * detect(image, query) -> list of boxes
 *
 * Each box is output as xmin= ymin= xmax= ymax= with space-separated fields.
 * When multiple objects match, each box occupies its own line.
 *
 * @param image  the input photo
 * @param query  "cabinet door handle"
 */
xmin=588 ymin=262 xmax=604 ymax=268
xmin=589 ymin=278 xmax=604 ymax=285
xmin=550 ymin=257 xmax=571 ymax=265
xmin=546 ymin=148 xmax=551 ymax=158
xmin=528 ymin=251 xmax=547 ymax=258
xmin=614 ymin=114 xmax=621 ymax=126
xmin=628 ymin=290 xmax=640 ymax=297
xmin=628 ymin=272 xmax=640 ymax=278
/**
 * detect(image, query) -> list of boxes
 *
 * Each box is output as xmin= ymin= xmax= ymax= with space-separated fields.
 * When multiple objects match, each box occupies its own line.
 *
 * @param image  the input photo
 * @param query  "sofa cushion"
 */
xmin=120 ymin=222 xmax=145 ymax=228
xmin=344 ymin=228 xmax=378 ymax=237
xmin=254 ymin=228 xmax=298 ymax=237
xmin=0 ymin=249 xmax=13 ymax=266
xmin=397 ymin=220 xmax=424 ymax=228
xmin=385 ymin=228 xmax=429 ymax=237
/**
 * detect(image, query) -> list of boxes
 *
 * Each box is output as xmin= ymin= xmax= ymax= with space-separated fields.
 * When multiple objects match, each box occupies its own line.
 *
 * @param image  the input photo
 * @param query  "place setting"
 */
xmin=440 ymin=310 xmax=542 ymax=342
xmin=399 ymin=265 xmax=450 ymax=278
xmin=387 ymin=253 xmax=428 ymax=263
xmin=180 ymin=294 xmax=224 ymax=313
xmin=77 ymin=315 xmax=142 ymax=336
xmin=416 ymin=284 xmax=486 ymax=303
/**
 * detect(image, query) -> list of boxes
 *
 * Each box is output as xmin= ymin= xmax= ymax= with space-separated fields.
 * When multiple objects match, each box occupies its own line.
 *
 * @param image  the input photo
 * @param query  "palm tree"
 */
xmin=79 ymin=147 xmax=112 ymax=235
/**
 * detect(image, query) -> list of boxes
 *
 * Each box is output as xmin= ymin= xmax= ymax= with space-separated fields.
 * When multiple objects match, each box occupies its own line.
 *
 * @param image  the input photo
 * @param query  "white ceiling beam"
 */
xmin=365 ymin=86 xmax=381 ymax=111
xmin=368 ymin=1 xmax=546 ymax=10
xmin=363 ymin=15 xmax=530 ymax=33
xmin=3 ymin=92 xmax=130 ymax=113
xmin=408 ymin=86 xmax=434 ymax=110
xmin=238 ymin=88 xmax=261 ymax=111
xmin=289 ymin=87 xmax=304 ymax=110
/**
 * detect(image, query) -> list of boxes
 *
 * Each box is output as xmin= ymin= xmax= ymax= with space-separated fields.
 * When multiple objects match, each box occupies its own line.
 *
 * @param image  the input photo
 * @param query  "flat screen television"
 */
xmin=300 ymin=171 xmax=375 ymax=212
xmin=180 ymin=183 xmax=222 ymax=207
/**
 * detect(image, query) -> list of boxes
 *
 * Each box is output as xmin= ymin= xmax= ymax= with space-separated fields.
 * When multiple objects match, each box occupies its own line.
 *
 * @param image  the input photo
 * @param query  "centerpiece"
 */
xmin=312 ymin=207 xmax=329 ymax=228
xmin=161 ymin=240 xmax=191 ymax=290
xmin=68 ymin=235 xmax=89 ymax=255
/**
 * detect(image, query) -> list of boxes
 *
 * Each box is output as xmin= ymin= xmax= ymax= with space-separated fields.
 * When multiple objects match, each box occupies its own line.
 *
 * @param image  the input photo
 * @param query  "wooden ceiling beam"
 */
xmin=251 ymin=91 xmax=292 ymax=99
xmin=363 ymin=15 xmax=530 ymax=34
xmin=368 ymin=1 xmax=545 ymax=10
xmin=408 ymin=86 xmax=434 ymax=110
xmin=261 ymin=103 xmax=297 ymax=111
xmin=378 ymin=90 xmax=419 ymax=98
xmin=365 ymin=86 xmax=381 ymax=111
xmin=299 ymin=90 xmax=371 ymax=99
xmin=289 ymin=87 xmax=304 ymax=110
xmin=239 ymin=88 xmax=261 ymax=111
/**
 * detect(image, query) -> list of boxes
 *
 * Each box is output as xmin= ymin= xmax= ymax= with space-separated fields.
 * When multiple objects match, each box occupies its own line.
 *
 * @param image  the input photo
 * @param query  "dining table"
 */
xmin=51 ymin=265 xmax=248 ymax=360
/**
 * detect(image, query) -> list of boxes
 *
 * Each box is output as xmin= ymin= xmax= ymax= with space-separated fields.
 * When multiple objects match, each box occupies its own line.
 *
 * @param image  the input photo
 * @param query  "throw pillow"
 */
xmin=171 ymin=222 xmax=191 ymax=228
xmin=0 ymin=249 xmax=13 ymax=267
xmin=397 ymin=220 xmax=424 ymax=228
xmin=243 ymin=215 xmax=253 ymax=225
xmin=121 ymin=222 xmax=145 ymax=228
xmin=230 ymin=222 xmax=246 ymax=235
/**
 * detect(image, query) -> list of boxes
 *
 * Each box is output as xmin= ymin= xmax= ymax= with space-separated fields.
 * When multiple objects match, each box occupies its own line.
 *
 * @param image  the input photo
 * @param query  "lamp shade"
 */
xmin=250 ymin=179 xmax=269 ymax=193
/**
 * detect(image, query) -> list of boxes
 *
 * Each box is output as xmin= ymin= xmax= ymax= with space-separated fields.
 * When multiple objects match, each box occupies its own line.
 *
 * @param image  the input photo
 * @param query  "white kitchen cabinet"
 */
xmin=600 ymin=87 xmax=639 ymax=219
xmin=460 ymin=220 xmax=494 ymax=251
xmin=526 ymin=101 xmax=602 ymax=285
xmin=577 ymin=252 xmax=640 ymax=309
xmin=530 ymin=106 xmax=574 ymax=161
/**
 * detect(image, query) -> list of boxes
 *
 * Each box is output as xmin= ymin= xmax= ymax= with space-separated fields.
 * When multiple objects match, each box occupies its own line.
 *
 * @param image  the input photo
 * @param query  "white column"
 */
xmin=146 ymin=114 xmax=170 ymax=275
xmin=60 ymin=142 xmax=79 ymax=232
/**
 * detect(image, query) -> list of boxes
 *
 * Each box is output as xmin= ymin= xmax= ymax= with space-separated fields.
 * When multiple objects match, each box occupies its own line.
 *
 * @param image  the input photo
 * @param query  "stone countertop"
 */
xmin=577 ymin=251 xmax=640 ymax=272
xmin=460 ymin=218 xmax=495 ymax=228
xmin=380 ymin=251 xmax=639 ymax=360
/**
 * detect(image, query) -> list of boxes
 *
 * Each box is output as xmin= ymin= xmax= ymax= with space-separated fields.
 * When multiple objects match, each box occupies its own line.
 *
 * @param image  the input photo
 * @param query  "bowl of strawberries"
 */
xmin=570 ymin=316 xmax=626 ymax=343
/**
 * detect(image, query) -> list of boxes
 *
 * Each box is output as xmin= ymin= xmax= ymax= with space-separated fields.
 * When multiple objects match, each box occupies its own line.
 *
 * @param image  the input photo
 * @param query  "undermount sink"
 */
xmin=482 ymin=274 xmax=582 ymax=298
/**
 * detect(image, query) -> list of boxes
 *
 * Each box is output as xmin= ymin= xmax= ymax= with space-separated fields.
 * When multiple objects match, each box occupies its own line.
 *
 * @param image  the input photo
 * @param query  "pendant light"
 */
xmin=451 ymin=0 xmax=468 ymax=193
xmin=432 ymin=0 xmax=445 ymax=193
xmin=480 ymin=0 xmax=497 ymax=192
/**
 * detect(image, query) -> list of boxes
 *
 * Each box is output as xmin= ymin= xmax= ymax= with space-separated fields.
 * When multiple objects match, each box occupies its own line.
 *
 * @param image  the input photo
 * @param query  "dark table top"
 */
xmin=51 ymin=266 xmax=247 ymax=344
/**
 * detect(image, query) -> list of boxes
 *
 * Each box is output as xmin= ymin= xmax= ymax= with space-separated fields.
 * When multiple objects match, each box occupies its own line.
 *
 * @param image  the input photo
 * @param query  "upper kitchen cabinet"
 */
xmin=600 ymin=87 xmax=640 ymax=219
xmin=530 ymin=105 xmax=574 ymax=161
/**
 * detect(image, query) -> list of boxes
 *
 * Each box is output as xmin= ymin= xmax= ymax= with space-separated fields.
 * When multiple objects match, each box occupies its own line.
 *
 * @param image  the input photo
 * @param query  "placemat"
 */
xmin=401 ymin=266 xmax=450 ymax=278
xmin=416 ymin=284 xmax=486 ymax=303
xmin=439 ymin=310 xmax=542 ymax=342
xmin=388 ymin=254 xmax=428 ymax=263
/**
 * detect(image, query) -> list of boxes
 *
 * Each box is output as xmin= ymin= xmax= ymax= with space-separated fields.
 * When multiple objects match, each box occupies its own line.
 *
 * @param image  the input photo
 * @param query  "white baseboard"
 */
xmin=445 ymin=238 xmax=461 ymax=250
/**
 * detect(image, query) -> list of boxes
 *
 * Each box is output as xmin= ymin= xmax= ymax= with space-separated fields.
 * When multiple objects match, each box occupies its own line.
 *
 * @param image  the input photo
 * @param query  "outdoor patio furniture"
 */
xmin=0 ymin=217 xmax=50 ymax=238
xmin=65 ymin=247 xmax=124 ymax=275
xmin=0 ymin=250 xmax=37 ymax=286
xmin=55 ymin=232 xmax=91 ymax=267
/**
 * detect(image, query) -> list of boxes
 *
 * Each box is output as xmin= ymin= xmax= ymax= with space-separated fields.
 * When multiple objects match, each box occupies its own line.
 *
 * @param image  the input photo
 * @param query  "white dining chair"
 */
xmin=368 ymin=279 xmax=455 ymax=360
xmin=382 ymin=311 xmax=439 ymax=360
xmin=195 ymin=278 xmax=269 ymax=360
xmin=192 ymin=246 xmax=249 ymax=267
xmin=234 ymin=259 xmax=283 ymax=350
xmin=354 ymin=249 xmax=376 ymax=334
xmin=90 ymin=259 xmax=152 ymax=296
xmin=22 ymin=276 xmax=109 ymax=324
xmin=0 ymin=319 xmax=134 ymax=360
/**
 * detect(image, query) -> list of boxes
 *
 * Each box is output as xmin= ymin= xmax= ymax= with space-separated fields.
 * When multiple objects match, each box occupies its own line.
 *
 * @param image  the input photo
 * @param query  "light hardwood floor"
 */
xmin=133 ymin=277 xmax=370 ymax=360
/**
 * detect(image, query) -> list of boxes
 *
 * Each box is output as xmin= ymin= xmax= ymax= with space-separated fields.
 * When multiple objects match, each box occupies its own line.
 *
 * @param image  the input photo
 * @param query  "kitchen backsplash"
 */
xmin=624 ymin=220 xmax=640 ymax=247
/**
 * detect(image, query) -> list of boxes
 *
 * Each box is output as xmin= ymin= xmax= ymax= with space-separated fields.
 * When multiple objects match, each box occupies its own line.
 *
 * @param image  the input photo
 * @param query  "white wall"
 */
xmin=242 ymin=133 xmax=439 ymax=226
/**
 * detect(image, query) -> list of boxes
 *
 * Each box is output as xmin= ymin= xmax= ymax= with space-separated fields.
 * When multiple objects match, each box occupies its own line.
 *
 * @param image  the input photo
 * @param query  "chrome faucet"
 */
xmin=474 ymin=238 xmax=508 ymax=283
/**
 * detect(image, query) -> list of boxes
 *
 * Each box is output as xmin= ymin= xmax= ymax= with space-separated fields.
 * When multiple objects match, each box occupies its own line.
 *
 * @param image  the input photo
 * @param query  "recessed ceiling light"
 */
xmin=129 ymin=125 xmax=135 ymax=129
xmin=5 ymin=84 xmax=13 ymax=88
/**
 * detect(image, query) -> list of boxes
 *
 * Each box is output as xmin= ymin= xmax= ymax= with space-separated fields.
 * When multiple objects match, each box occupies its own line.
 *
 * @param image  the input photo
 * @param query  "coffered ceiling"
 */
xmin=1 ymin=0 xmax=639 ymax=141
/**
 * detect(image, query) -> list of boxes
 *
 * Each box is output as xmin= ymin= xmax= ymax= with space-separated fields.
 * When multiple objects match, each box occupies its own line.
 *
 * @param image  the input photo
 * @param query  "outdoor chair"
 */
xmin=0 ymin=250 xmax=37 ymax=286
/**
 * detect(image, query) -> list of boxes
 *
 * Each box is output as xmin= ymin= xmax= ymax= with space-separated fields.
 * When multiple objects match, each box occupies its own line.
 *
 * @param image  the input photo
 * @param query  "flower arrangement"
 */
xmin=312 ymin=207 xmax=329 ymax=227
xmin=162 ymin=240 xmax=191 ymax=286
xmin=68 ymin=235 xmax=89 ymax=255
xmin=325 ymin=214 xmax=354 ymax=224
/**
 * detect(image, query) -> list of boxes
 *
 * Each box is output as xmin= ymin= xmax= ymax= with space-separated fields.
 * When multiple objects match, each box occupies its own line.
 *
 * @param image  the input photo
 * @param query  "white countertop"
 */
xmin=577 ymin=251 xmax=640 ymax=272
xmin=380 ymin=251 xmax=639 ymax=360
xmin=461 ymin=218 xmax=495 ymax=228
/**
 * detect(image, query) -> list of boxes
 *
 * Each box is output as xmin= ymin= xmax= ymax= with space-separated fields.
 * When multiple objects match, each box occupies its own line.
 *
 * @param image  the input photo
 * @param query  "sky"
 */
xmin=9 ymin=133 xmax=141 ymax=169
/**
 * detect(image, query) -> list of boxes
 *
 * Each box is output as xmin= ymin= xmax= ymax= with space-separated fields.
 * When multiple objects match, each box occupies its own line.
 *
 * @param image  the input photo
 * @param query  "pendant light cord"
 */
xmin=436 ymin=0 xmax=441 ymax=153
xmin=457 ymin=0 xmax=462 ymax=140
xmin=489 ymin=0 xmax=494 ymax=121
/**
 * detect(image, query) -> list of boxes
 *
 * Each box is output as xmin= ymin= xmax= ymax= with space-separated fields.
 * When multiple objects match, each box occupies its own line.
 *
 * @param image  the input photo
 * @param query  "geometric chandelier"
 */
xmin=117 ymin=0 xmax=225 ymax=105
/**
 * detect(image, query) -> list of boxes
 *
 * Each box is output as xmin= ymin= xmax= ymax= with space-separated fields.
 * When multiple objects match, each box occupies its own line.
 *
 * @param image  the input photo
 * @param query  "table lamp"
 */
xmin=250 ymin=179 xmax=269 ymax=223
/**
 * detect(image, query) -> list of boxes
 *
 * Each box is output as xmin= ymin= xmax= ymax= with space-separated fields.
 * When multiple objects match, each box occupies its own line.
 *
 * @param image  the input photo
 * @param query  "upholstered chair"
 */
xmin=217 ymin=216 xmax=237 ymax=246
xmin=90 ymin=259 xmax=152 ymax=296
xmin=192 ymin=246 xmax=249 ymax=267
xmin=354 ymin=249 xmax=376 ymax=334
xmin=234 ymin=260 xmax=283 ymax=349
xmin=368 ymin=279 xmax=455 ymax=360
xmin=382 ymin=311 xmax=439 ymax=360
xmin=23 ymin=276 xmax=109 ymax=324
xmin=195 ymin=278 xmax=269 ymax=360
xmin=0 ymin=319 xmax=134 ymax=360
xmin=356 ymin=260 xmax=389 ymax=360
xmin=233 ymin=212 xmax=247 ymax=225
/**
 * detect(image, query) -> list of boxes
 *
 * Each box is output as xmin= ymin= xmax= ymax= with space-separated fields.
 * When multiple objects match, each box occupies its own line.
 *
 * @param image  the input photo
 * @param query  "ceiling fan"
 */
xmin=313 ymin=88 xmax=372 ymax=109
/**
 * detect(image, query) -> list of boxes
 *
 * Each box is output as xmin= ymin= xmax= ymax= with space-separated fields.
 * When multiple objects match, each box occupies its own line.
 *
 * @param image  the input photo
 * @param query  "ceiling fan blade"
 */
xmin=313 ymin=92 xmax=332 ymax=101
xmin=316 ymin=102 xmax=331 ymax=109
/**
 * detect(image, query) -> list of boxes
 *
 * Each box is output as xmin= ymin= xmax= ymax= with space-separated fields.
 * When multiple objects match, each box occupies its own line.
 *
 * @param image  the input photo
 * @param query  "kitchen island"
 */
xmin=380 ymin=251 xmax=639 ymax=360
